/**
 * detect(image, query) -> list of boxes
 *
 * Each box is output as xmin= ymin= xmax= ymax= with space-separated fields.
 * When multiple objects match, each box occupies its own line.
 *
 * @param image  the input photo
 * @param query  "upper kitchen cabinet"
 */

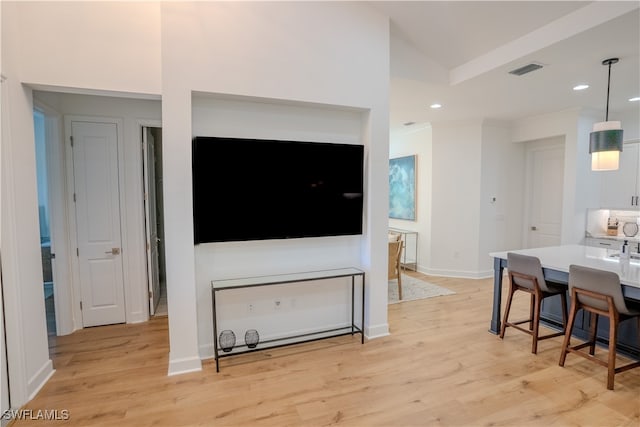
xmin=599 ymin=141 xmax=640 ymax=209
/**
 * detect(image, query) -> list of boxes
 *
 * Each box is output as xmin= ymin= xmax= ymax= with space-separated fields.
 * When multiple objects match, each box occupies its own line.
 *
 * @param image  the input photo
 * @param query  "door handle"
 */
xmin=105 ymin=248 xmax=121 ymax=255
xmin=531 ymin=226 xmax=537 ymax=231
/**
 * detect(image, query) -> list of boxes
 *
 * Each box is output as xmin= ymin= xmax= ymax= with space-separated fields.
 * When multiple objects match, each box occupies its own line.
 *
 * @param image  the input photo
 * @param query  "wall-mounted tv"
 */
xmin=192 ymin=136 xmax=364 ymax=244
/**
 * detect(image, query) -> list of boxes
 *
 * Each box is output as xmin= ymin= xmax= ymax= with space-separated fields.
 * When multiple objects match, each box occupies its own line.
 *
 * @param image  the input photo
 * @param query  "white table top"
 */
xmin=490 ymin=244 xmax=640 ymax=289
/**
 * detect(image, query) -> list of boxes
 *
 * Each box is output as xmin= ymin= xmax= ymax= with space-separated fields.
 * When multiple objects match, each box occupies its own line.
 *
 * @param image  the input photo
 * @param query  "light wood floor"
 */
xmin=14 ymin=274 xmax=640 ymax=426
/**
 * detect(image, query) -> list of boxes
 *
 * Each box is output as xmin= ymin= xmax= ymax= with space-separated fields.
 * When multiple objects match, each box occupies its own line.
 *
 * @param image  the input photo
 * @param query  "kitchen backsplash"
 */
xmin=586 ymin=208 xmax=640 ymax=239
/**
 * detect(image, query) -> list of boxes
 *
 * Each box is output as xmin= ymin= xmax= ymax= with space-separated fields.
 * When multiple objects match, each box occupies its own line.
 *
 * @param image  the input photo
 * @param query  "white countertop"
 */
xmin=587 ymin=234 xmax=640 ymax=243
xmin=490 ymin=244 xmax=640 ymax=288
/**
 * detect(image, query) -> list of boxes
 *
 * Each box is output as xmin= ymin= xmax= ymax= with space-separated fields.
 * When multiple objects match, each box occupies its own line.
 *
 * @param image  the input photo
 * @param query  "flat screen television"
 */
xmin=192 ymin=136 xmax=364 ymax=244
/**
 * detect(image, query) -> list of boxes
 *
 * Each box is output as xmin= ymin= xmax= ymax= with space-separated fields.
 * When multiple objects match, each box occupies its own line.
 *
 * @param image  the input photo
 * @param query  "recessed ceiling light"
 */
xmin=630 ymin=97 xmax=640 ymax=102
xmin=573 ymin=84 xmax=589 ymax=91
xmin=430 ymin=103 xmax=442 ymax=109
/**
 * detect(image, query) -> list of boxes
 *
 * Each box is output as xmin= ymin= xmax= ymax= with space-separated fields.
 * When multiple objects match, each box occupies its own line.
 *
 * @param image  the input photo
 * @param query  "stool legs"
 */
xmin=500 ymin=288 xmax=514 ymax=340
xmin=532 ymin=289 xmax=542 ymax=354
xmin=588 ymin=313 xmax=598 ymax=356
xmin=607 ymin=311 xmax=618 ymax=390
xmin=500 ymin=277 xmax=566 ymax=354
xmin=559 ymin=296 xmax=578 ymax=367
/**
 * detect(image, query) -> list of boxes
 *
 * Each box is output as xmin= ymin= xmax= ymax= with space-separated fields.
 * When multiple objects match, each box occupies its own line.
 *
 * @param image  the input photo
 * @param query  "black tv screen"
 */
xmin=192 ymin=136 xmax=364 ymax=243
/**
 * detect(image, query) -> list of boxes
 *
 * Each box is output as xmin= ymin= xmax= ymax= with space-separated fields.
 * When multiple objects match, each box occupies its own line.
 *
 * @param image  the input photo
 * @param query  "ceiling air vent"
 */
xmin=509 ymin=63 xmax=544 ymax=76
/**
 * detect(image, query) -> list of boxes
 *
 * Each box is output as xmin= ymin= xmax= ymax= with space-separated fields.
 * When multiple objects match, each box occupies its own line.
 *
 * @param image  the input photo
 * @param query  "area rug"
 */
xmin=388 ymin=274 xmax=455 ymax=304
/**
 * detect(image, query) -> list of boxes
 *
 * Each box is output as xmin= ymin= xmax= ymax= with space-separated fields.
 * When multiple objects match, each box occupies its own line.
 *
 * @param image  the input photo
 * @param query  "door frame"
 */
xmin=522 ymin=137 xmax=566 ymax=248
xmin=64 ymin=116 xmax=127 ymax=327
xmin=33 ymin=100 xmax=75 ymax=335
xmin=138 ymin=120 xmax=162 ymax=317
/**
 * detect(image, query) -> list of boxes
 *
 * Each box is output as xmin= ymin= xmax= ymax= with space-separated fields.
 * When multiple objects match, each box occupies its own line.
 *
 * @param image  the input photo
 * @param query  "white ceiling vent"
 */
xmin=509 ymin=63 xmax=544 ymax=76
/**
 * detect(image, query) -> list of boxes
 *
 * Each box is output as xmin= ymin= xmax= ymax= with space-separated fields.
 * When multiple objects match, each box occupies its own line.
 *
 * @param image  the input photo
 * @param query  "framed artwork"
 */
xmin=389 ymin=155 xmax=416 ymax=220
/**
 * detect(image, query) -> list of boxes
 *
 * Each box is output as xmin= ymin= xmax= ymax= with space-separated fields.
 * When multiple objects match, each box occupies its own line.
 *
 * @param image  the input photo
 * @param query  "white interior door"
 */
xmin=143 ymin=128 xmax=160 ymax=315
xmin=72 ymin=121 xmax=125 ymax=327
xmin=527 ymin=143 xmax=565 ymax=248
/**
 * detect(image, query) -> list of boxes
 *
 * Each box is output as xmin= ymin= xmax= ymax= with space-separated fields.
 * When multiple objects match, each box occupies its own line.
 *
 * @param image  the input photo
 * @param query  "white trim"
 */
xmin=34 ymin=100 xmax=76 ymax=336
xmin=167 ymin=355 xmax=202 ymax=376
xmin=199 ymin=343 xmax=215 ymax=360
xmin=27 ymin=361 xmax=54 ymax=401
xmin=365 ymin=323 xmax=390 ymax=339
xmin=63 ymin=118 xmax=83 ymax=330
xmin=1 ymin=78 xmax=29 ymax=406
xmin=138 ymin=120 xmax=162 ymax=319
xmin=419 ymin=267 xmax=493 ymax=280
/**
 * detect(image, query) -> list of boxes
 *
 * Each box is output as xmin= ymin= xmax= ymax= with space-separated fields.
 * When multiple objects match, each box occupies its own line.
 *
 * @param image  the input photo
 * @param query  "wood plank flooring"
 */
xmin=13 ymin=274 xmax=640 ymax=426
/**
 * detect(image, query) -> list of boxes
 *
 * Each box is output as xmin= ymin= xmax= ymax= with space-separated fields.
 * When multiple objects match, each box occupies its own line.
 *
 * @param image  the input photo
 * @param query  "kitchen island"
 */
xmin=489 ymin=245 xmax=640 ymax=358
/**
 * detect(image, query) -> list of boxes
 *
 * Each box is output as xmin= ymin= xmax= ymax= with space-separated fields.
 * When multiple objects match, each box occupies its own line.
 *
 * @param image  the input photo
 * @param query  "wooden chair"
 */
xmin=500 ymin=252 xmax=568 ymax=354
xmin=559 ymin=265 xmax=640 ymax=390
xmin=388 ymin=239 xmax=403 ymax=300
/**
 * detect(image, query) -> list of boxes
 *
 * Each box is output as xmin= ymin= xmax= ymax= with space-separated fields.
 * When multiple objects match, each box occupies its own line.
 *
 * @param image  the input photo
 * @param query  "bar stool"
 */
xmin=500 ymin=252 xmax=568 ymax=354
xmin=559 ymin=265 xmax=640 ymax=390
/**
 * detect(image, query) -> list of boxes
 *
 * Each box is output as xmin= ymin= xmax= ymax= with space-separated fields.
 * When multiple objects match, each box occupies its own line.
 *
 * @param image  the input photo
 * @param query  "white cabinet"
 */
xmin=599 ymin=142 xmax=640 ymax=209
xmin=584 ymin=237 xmax=623 ymax=250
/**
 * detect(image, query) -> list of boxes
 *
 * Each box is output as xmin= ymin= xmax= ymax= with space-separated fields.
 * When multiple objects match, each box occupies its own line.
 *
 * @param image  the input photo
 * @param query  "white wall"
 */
xmin=479 ymin=121 xmax=524 ymax=269
xmin=4 ymin=0 xmax=389 ymax=388
xmin=192 ymin=95 xmax=368 ymax=357
xmin=429 ymin=120 xmax=484 ymax=277
xmin=14 ymin=1 xmax=161 ymax=96
xmin=389 ymin=125 xmax=432 ymax=272
xmin=1 ymin=2 xmax=53 ymax=407
xmin=512 ymin=108 xmax=601 ymax=245
xmin=160 ymin=2 xmax=390 ymax=373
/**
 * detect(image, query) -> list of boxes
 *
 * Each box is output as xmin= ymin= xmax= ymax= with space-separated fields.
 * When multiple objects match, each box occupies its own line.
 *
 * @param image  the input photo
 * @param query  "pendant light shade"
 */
xmin=590 ymin=121 xmax=623 ymax=171
xmin=590 ymin=58 xmax=623 ymax=171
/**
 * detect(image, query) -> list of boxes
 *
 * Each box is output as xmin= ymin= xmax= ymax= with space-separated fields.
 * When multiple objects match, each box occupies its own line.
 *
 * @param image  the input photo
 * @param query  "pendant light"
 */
xmin=590 ymin=58 xmax=624 ymax=171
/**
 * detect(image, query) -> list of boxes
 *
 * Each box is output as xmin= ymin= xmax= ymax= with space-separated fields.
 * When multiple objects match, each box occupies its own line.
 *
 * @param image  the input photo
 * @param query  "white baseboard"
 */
xmin=167 ymin=354 xmax=202 ymax=376
xmin=28 ymin=360 xmax=55 ymax=400
xmin=199 ymin=343 xmax=215 ymax=360
xmin=418 ymin=267 xmax=493 ymax=280
xmin=127 ymin=310 xmax=149 ymax=324
xmin=365 ymin=323 xmax=389 ymax=339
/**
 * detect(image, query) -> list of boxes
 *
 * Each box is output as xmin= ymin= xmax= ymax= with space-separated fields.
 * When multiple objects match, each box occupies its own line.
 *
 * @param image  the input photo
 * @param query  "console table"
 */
xmin=211 ymin=268 xmax=365 ymax=372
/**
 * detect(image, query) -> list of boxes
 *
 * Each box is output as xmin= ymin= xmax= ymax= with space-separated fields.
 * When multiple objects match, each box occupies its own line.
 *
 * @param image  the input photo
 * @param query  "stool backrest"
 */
xmin=507 ymin=252 xmax=552 ymax=292
xmin=568 ymin=265 xmax=631 ymax=315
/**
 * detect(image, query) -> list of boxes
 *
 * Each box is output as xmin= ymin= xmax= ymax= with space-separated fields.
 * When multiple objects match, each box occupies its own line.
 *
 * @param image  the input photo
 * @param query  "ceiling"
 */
xmin=368 ymin=1 xmax=640 ymax=132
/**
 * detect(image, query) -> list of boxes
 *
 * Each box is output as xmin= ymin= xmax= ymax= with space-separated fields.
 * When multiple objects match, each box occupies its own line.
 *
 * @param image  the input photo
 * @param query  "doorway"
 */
xmin=524 ymin=137 xmax=565 ymax=248
xmin=34 ymin=111 xmax=57 ymax=337
xmin=142 ymin=126 xmax=167 ymax=316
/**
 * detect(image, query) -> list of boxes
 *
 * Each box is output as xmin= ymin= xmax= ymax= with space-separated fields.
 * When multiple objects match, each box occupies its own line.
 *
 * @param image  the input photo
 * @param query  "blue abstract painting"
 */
xmin=389 ymin=155 xmax=416 ymax=220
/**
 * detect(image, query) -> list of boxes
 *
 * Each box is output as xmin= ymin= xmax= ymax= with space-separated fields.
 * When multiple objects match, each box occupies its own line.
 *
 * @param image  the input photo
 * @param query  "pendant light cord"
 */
xmin=605 ymin=61 xmax=611 ymax=121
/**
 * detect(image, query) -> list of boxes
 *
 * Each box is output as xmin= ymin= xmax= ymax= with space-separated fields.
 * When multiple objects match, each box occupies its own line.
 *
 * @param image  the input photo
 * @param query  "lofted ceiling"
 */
xmin=368 ymin=1 xmax=640 ymax=133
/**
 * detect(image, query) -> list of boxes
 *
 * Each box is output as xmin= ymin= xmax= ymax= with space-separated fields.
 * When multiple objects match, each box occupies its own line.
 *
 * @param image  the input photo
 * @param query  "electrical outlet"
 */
xmin=274 ymin=299 xmax=282 ymax=310
xmin=247 ymin=303 xmax=254 ymax=313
